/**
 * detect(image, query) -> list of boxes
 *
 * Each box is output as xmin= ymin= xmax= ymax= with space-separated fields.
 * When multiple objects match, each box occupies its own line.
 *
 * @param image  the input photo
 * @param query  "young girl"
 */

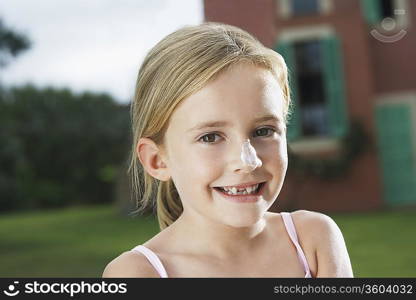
xmin=103 ymin=22 xmax=353 ymax=278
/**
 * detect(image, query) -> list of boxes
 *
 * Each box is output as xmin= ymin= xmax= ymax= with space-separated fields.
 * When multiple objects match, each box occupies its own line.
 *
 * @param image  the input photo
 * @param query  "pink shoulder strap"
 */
xmin=131 ymin=245 xmax=168 ymax=278
xmin=280 ymin=212 xmax=312 ymax=278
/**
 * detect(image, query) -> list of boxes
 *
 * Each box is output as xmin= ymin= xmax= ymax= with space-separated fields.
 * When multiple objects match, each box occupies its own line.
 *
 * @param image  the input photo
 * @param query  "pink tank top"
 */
xmin=131 ymin=212 xmax=312 ymax=278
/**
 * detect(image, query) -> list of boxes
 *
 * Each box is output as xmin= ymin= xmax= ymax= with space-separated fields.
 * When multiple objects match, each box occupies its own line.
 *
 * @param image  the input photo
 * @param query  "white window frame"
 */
xmin=278 ymin=24 xmax=334 ymax=43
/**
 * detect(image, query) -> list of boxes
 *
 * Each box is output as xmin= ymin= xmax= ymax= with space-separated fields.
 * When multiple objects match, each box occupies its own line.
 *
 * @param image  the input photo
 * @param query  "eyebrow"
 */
xmin=187 ymin=114 xmax=282 ymax=132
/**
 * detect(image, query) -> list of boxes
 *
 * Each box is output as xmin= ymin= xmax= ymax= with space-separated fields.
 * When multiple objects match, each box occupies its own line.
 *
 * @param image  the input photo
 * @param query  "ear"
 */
xmin=136 ymin=137 xmax=171 ymax=181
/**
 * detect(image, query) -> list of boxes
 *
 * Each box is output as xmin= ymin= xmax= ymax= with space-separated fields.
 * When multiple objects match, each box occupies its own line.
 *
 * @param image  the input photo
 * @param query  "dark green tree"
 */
xmin=0 ymin=19 xmax=31 ymax=68
xmin=0 ymin=85 xmax=131 ymax=211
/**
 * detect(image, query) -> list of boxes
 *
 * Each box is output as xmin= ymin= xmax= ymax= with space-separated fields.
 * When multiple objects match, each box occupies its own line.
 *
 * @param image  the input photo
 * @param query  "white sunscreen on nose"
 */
xmin=240 ymin=139 xmax=262 ymax=170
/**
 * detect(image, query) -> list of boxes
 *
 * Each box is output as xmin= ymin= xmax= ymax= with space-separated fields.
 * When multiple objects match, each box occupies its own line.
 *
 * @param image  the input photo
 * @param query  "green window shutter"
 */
xmin=322 ymin=35 xmax=349 ymax=138
xmin=360 ymin=0 xmax=382 ymax=25
xmin=375 ymin=103 xmax=416 ymax=205
xmin=274 ymin=41 xmax=301 ymax=141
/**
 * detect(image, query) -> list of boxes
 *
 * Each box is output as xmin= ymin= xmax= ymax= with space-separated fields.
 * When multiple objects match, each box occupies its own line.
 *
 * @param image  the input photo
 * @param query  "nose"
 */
xmin=237 ymin=139 xmax=262 ymax=173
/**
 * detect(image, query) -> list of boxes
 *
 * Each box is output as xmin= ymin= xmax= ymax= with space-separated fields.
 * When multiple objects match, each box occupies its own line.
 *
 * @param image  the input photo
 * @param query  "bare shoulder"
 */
xmin=290 ymin=210 xmax=342 ymax=249
xmin=102 ymin=250 xmax=160 ymax=278
xmin=291 ymin=209 xmax=335 ymax=231
xmin=291 ymin=210 xmax=354 ymax=277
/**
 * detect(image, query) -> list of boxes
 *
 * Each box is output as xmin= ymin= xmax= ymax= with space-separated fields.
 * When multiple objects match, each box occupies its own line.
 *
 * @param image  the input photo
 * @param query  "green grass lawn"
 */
xmin=0 ymin=205 xmax=415 ymax=277
xmin=333 ymin=209 xmax=416 ymax=277
xmin=0 ymin=204 xmax=159 ymax=277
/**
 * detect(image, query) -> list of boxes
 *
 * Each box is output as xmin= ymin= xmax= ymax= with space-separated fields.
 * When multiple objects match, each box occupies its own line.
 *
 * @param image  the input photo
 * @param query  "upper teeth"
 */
xmin=221 ymin=183 xmax=260 ymax=195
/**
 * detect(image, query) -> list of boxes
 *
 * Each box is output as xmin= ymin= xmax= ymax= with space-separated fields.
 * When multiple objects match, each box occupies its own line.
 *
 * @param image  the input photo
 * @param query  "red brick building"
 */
xmin=204 ymin=0 xmax=416 ymax=213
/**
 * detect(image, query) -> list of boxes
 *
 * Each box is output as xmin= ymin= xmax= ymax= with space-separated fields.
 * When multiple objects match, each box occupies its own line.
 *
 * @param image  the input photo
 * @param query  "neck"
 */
xmin=171 ymin=209 xmax=268 ymax=260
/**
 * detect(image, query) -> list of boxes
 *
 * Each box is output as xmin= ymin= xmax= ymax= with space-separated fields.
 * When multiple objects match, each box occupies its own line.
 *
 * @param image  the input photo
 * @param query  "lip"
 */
xmin=213 ymin=182 xmax=266 ymax=203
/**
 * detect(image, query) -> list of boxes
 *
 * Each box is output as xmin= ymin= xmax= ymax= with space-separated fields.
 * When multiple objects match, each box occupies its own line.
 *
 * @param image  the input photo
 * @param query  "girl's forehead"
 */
xmin=170 ymin=90 xmax=284 ymax=135
xmin=177 ymin=64 xmax=283 ymax=114
xmin=164 ymin=63 xmax=285 ymax=137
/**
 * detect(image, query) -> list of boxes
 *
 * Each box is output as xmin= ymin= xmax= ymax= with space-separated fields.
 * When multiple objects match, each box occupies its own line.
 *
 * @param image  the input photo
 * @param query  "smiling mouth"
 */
xmin=214 ymin=182 xmax=266 ymax=195
xmin=212 ymin=182 xmax=266 ymax=200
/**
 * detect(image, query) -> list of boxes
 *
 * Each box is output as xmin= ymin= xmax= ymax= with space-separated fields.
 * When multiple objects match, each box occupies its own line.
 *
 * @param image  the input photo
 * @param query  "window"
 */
xmin=361 ymin=0 xmax=409 ymax=27
xmin=291 ymin=0 xmax=319 ymax=16
xmin=293 ymin=40 xmax=329 ymax=136
xmin=275 ymin=30 xmax=348 ymax=142
xmin=380 ymin=0 xmax=395 ymax=18
xmin=278 ymin=0 xmax=333 ymax=18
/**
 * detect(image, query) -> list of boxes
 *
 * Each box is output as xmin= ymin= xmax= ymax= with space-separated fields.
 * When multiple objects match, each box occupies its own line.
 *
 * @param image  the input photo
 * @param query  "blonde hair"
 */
xmin=128 ymin=22 xmax=291 ymax=230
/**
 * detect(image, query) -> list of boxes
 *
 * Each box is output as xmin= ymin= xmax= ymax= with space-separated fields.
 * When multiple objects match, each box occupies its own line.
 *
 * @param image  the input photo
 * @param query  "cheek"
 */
xmin=173 ymin=144 xmax=223 ymax=183
xmin=193 ymin=148 xmax=224 ymax=179
xmin=261 ymin=139 xmax=288 ymax=168
xmin=279 ymin=138 xmax=288 ymax=164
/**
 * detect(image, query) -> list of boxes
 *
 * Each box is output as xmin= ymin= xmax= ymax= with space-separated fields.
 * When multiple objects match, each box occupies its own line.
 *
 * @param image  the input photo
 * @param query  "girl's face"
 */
xmin=162 ymin=63 xmax=288 ymax=227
